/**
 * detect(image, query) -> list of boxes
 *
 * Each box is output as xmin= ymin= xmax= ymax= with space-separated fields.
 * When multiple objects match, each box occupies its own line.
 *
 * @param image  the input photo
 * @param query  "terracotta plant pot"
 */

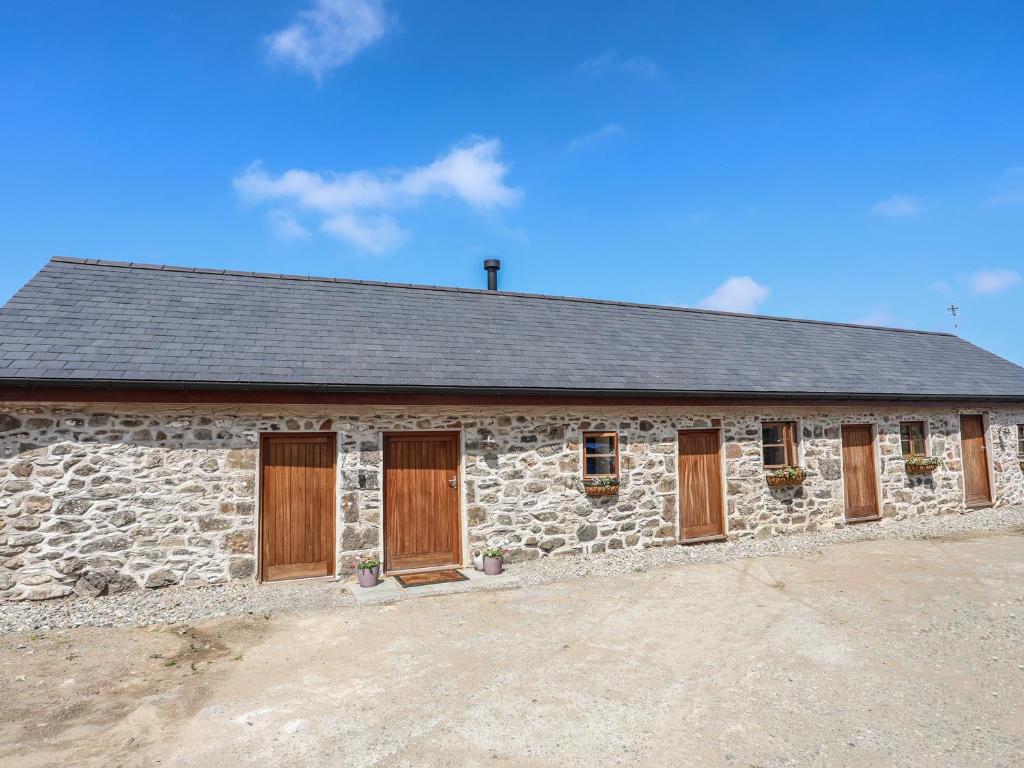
xmin=584 ymin=484 xmax=618 ymax=497
xmin=356 ymin=568 xmax=379 ymax=588
xmin=483 ymin=556 xmax=503 ymax=576
xmin=906 ymin=463 xmax=939 ymax=474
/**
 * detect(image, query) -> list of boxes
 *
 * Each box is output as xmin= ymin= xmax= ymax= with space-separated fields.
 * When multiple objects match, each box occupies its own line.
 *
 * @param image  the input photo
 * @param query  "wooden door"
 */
xmin=260 ymin=433 xmax=336 ymax=582
xmin=384 ymin=432 xmax=461 ymax=572
xmin=678 ymin=430 xmax=725 ymax=540
xmin=841 ymin=425 xmax=879 ymax=520
xmin=960 ymin=415 xmax=992 ymax=506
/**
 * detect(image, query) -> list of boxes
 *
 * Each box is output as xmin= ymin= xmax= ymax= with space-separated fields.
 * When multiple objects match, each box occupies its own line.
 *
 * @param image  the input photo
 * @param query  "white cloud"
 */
xmin=568 ymin=124 xmax=624 ymax=152
xmin=928 ymin=280 xmax=953 ymax=294
xmin=399 ymin=140 xmax=522 ymax=209
xmin=854 ymin=309 xmax=900 ymax=327
xmin=267 ymin=209 xmax=310 ymax=241
xmin=234 ymin=137 xmax=522 ymax=252
xmin=983 ymin=166 xmax=1024 ymax=207
xmin=969 ymin=269 xmax=1022 ymax=294
xmin=321 ymin=213 xmax=404 ymax=253
xmin=578 ymin=51 xmax=661 ymax=78
xmin=265 ymin=0 xmax=390 ymax=82
xmin=699 ymin=276 xmax=770 ymax=314
xmin=869 ymin=194 xmax=922 ymax=218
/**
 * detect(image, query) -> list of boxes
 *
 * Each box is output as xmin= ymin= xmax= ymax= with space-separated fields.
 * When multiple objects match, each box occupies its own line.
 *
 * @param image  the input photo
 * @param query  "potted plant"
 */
xmin=583 ymin=476 xmax=619 ymax=496
xmin=765 ymin=465 xmax=806 ymax=488
xmin=353 ymin=555 xmax=380 ymax=588
xmin=481 ymin=545 xmax=508 ymax=575
xmin=905 ymin=456 xmax=941 ymax=475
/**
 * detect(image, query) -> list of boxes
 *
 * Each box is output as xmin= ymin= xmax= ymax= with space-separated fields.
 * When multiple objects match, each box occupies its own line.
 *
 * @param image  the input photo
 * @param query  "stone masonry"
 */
xmin=1 ymin=402 xmax=1022 ymax=600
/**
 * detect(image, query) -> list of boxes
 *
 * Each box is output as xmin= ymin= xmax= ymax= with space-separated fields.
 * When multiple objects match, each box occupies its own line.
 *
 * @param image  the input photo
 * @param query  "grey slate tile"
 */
xmin=0 ymin=257 xmax=1022 ymax=398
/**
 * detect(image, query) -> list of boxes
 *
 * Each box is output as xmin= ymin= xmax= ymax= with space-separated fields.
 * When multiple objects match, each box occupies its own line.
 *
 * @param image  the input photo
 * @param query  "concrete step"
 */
xmin=346 ymin=568 xmax=520 ymax=605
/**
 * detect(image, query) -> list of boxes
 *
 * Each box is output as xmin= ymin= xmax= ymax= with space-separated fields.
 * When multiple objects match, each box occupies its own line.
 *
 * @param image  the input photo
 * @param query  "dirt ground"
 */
xmin=2 ymin=531 xmax=1023 ymax=768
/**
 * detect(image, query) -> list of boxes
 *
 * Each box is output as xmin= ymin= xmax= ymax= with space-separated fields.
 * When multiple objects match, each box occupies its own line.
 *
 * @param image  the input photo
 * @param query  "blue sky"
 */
xmin=1 ymin=1 xmax=1022 ymax=363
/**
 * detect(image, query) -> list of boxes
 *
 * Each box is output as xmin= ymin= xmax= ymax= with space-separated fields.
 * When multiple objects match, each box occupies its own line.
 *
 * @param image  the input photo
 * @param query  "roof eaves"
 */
xmin=2 ymin=376 xmax=1023 ymax=402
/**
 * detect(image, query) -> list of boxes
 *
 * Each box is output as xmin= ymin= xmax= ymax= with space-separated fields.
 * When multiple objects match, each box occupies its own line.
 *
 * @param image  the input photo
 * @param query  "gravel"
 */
xmin=0 ymin=576 xmax=356 ymax=634
xmin=4 ymin=505 xmax=1022 ymax=634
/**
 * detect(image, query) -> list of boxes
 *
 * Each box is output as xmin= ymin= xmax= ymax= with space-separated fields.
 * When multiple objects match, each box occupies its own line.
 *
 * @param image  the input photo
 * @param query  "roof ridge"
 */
xmin=47 ymin=255 xmax=956 ymax=338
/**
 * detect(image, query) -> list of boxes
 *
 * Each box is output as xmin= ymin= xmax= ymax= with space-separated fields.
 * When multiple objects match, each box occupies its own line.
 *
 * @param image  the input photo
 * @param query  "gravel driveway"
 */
xmin=2 ymin=516 xmax=1023 ymax=767
xmin=3 ymin=505 xmax=1023 ymax=633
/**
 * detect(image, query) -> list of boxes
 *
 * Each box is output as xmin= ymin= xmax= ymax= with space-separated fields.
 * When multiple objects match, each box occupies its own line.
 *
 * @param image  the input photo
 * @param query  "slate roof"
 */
xmin=1 ymin=256 xmax=1023 ymax=400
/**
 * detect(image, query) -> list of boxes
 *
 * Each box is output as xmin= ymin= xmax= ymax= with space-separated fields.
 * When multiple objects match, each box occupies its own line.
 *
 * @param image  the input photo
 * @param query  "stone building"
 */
xmin=1 ymin=257 xmax=1023 ymax=600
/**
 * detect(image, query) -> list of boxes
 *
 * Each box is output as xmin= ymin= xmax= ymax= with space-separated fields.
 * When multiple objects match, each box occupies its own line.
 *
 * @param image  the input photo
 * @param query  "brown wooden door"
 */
xmin=384 ymin=432 xmax=461 ymax=572
xmin=260 ymin=433 xmax=336 ymax=582
xmin=678 ymin=430 xmax=725 ymax=540
xmin=960 ymin=415 xmax=992 ymax=506
xmin=841 ymin=424 xmax=879 ymax=520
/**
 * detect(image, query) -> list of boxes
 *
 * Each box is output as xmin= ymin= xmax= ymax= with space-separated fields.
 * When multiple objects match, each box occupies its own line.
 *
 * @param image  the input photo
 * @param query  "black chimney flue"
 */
xmin=483 ymin=259 xmax=501 ymax=291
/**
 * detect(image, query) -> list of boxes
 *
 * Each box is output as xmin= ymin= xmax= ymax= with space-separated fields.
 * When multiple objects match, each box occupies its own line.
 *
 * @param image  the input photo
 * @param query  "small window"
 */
xmin=900 ymin=421 xmax=927 ymax=457
xmin=761 ymin=422 xmax=797 ymax=468
xmin=1018 ymin=425 xmax=1024 ymax=458
xmin=583 ymin=431 xmax=618 ymax=478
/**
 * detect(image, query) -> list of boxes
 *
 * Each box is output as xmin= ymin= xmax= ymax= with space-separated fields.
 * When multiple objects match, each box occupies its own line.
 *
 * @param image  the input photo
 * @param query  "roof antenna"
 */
xmin=947 ymin=304 xmax=959 ymax=335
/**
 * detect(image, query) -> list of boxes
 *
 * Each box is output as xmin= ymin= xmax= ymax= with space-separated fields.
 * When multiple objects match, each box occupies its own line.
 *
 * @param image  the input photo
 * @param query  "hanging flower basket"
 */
xmin=583 ymin=477 xmax=619 ymax=496
xmin=765 ymin=466 xmax=806 ymax=488
xmin=905 ymin=457 xmax=941 ymax=475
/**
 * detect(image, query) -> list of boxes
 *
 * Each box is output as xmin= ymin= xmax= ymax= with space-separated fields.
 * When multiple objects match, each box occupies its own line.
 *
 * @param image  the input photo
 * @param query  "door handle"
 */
xmin=448 ymin=476 xmax=458 ymax=488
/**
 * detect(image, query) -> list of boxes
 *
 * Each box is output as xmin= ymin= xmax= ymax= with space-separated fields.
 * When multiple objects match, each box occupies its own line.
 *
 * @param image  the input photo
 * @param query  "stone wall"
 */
xmin=1 ymin=402 xmax=1022 ymax=600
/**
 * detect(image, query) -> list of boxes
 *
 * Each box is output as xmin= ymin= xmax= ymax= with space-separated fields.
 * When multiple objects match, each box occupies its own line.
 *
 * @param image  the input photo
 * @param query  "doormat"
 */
xmin=393 ymin=570 xmax=469 ymax=588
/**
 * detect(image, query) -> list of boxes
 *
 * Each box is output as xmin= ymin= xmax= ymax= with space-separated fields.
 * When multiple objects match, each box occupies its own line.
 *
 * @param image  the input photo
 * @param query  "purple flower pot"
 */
xmin=357 ymin=568 xmax=379 ymax=588
xmin=483 ymin=556 xmax=503 ymax=576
